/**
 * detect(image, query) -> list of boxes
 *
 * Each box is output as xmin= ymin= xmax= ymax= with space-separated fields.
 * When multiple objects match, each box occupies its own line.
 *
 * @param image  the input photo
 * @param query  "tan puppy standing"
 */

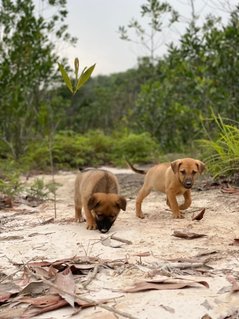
xmin=127 ymin=158 xmax=205 ymax=219
xmin=74 ymin=169 xmax=127 ymax=233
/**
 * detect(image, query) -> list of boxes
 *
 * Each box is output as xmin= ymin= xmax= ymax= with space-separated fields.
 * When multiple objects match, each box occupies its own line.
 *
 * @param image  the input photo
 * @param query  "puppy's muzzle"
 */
xmin=183 ymin=179 xmax=193 ymax=189
xmin=95 ymin=217 xmax=115 ymax=233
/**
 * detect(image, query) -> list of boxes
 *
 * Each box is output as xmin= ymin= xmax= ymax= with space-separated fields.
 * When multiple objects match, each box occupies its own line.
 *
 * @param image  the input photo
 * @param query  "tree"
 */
xmin=0 ymin=0 xmax=76 ymax=159
xmin=118 ymin=0 xmax=179 ymax=63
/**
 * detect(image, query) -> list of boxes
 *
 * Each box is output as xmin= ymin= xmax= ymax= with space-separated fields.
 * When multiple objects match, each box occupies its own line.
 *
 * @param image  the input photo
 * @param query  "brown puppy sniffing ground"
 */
xmin=74 ymin=169 xmax=127 ymax=233
xmin=127 ymin=158 xmax=205 ymax=219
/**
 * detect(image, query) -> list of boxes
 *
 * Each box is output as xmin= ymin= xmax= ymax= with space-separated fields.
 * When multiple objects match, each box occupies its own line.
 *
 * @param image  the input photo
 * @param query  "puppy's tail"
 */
xmin=126 ymin=159 xmax=147 ymax=175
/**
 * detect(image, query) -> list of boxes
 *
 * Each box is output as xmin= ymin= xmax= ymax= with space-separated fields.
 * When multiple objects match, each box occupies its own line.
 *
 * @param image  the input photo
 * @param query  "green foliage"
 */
xmin=0 ymin=172 xmax=23 ymax=198
xmin=20 ymin=130 xmax=161 ymax=170
xmin=198 ymin=114 xmax=239 ymax=181
xmin=0 ymin=161 xmax=24 ymax=198
xmin=0 ymin=0 xmax=76 ymax=159
xmin=112 ymin=132 xmax=160 ymax=165
xmin=58 ymin=58 xmax=95 ymax=95
xmin=133 ymin=80 xmax=198 ymax=151
xmin=26 ymin=178 xmax=60 ymax=202
xmin=0 ymin=0 xmax=239 ymax=164
xmin=0 ymin=159 xmax=60 ymax=201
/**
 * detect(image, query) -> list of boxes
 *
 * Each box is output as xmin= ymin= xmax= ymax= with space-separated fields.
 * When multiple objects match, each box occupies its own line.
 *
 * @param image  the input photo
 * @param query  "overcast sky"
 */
xmin=43 ymin=0 xmax=237 ymax=76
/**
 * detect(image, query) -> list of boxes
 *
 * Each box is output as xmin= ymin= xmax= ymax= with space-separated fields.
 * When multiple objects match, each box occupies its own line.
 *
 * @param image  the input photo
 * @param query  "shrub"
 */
xmin=112 ymin=132 xmax=161 ymax=166
xmin=0 ymin=160 xmax=24 ymax=198
xmin=198 ymin=114 xmax=239 ymax=181
xmin=18 ymin=130 xmax=162 ymax=170
xmin=26 ymin=178 xmax=60 ymax=202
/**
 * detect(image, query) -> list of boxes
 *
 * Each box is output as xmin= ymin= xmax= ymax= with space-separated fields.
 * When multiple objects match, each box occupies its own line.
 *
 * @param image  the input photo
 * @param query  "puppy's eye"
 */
xmin=192 ymin=170 xmax=197 ymax=175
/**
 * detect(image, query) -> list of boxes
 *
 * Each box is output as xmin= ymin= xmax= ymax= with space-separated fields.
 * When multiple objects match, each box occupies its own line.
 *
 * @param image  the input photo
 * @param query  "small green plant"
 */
xmin=26 ymin=178 xmax=61 ymax=202
xmin=0 ymin=173 xmax=23 ymax=199
xmin=198 ymin=113 xmax=239 ymax=181
xmin=0 ymin=161 xmax=24 ymax=199
xmin=58 ymin=58 xmax=95 ymax=95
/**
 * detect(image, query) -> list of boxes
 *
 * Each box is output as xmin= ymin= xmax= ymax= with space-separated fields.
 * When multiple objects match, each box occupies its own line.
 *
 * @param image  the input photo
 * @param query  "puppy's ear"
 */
xmin=88 ymin=195 xmax=100 ymax=210
xmin=171 ymin=160 xmax=182 ymax=174
xmin=116 ymin=196 xmax=127 ymax=211
xmin=196 ymin=160 xmax=205 ymax=174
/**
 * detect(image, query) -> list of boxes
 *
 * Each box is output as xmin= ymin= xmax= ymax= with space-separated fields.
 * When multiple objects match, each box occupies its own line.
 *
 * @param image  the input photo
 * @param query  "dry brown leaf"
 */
xmin=226 ymin=274 xmax=239 ymax=292
xmin=50 ymin=267 xmax=75 ymax=307
xmin=221 ymin=187 xmax=239 ymax=194
xmin=19 ymin=294 xmax=62 ymax=307
xmin=20 ymin=294 xmax=68 ymax=318
xmin=192 ymin=208 xmax=206 ymax=221
xmin=173 ymin=230 xmax=206 ymax=239
xmin=124 ymin=278 xmax=209 ymax=293
xmin=0 ymin=292 xmax=11 ymax=303
xmin=20 ymin=281 xmax=49 ymax=296
xmin=229 ymin=238 xmax=239 ymax=246
xmin=0 ymin=308 xmax=25 ymax=319
xmin=40 ymin=217 xmax=54 ymax=225
xmin=0 ymin=282 xmax=21 ymax=303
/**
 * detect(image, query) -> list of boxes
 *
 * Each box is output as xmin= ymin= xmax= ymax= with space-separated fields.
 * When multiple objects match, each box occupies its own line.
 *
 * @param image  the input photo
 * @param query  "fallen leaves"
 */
xmin=0 ymin=255 xmax=126 ymax=319
xmin=221 ymin=186 xmax=239 ymax=195
xmin=229 ymin=238 xmax=239 ymax=246
xmin=124 ymin=277 xmax=209 ymax=293
xmin=226 ymin=274 xmax=239 ymax=293
xmin=192 ymin=208 xmax=206 ymax=221
xmin=172 ymin=230 xmax=207 ymax=239
xmin=50 ymin=267 xmax=76 ymax=307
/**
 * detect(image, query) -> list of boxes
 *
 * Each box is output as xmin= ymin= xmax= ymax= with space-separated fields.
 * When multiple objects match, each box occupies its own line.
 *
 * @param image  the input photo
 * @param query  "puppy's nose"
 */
xmin=185 ymin=180 xmax=192 ymax=188
xmin=100 ymin=228 xmax=109 ymax=233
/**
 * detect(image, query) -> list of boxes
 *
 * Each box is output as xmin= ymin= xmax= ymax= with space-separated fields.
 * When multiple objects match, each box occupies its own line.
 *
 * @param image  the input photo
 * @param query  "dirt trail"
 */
xmin=0 ymin=168 xmax=239 ymax=319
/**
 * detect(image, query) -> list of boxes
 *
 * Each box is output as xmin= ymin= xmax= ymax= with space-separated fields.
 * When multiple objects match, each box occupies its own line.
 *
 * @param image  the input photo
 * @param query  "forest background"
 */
xmin=0 ymin=0 xmax=239 ymax=185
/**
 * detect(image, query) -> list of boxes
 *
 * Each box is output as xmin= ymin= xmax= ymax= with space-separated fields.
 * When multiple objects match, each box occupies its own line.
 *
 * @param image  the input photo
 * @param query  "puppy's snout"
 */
xmin=100 ymin=228 xmax=109 ymax=233
xmin=96 ymin=216 xmax=114 ymax=233
xmin=184 ymin=179 xmax=193 ymax=189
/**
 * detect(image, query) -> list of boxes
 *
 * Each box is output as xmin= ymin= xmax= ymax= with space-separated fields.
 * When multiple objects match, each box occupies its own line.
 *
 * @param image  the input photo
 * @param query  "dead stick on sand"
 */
xmin=82 ymin=264 xmax=100 ymax=288
xmin=28 ymin=268 xmax=137 ymax=319
xmin=110 ymin=234 xmax=132 ymax=245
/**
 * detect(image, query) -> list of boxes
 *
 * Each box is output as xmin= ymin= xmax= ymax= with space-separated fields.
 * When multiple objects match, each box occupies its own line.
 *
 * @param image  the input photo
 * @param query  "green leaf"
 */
xmin=75 ymin=63 xmax=96 ymax=93
xmin=74 ymin=57 xmax=79 ymax=79
xmin=58 ymin=63 xmax=73 ymax=93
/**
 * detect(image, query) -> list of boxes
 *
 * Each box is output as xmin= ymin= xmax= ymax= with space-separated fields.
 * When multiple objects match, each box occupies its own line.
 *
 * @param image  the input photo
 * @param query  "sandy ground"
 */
xmin=0 ymin=167 xmax=239 ymax=319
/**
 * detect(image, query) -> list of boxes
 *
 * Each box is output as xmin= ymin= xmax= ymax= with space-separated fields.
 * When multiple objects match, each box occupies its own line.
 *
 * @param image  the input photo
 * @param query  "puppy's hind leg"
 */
xmin=136 ymin=186 xmax=152 ymax=219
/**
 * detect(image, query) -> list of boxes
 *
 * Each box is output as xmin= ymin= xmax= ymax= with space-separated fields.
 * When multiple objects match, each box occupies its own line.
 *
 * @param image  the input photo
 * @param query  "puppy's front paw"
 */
xmin=86 ymin=223 xmax=97 ymax=230
xmin=136 ymin=212 xmax=145 ymax=219
xmin=75 ymin=216 xmax=85 ymax=223
xmin=173 ymin=212 xmax=184 ymax=219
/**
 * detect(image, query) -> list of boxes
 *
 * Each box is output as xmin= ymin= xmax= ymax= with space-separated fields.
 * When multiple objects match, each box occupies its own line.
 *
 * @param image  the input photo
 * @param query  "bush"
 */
xmin=112 ymin=132 xmax=161 ymax=166
xmin=21 ymin=130 xmax=161 ymax=170
xmin=198 ymin=114 xmax=239 ymax=181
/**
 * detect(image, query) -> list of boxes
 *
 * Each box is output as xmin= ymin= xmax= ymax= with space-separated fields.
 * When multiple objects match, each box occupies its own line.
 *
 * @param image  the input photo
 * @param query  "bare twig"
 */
xmin=82 ymin=264 xmax=100 ymax=288
xmin=110 ymin=234 xmax=132 ymax=245
xmin=146 ymin=261 xmax=207 ymax=270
